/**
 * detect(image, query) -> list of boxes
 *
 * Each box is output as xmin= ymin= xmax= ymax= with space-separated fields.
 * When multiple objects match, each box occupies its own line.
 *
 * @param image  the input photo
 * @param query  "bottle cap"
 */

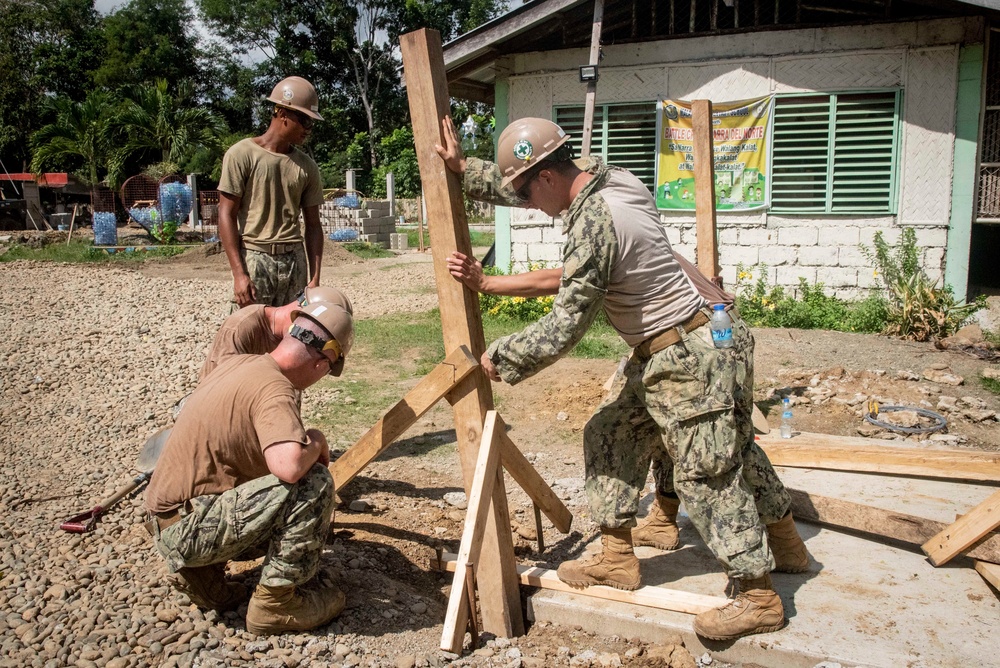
xmin=713 ymin=304 xmax=726 ymax=311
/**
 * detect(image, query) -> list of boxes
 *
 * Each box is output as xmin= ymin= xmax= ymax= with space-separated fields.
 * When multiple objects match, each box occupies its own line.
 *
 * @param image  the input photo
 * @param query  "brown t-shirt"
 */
xmin=199 ymin=305 xmax=282 ymax=380
xmin=145 ymin=355 xmax=307 ymax=513
xmin=218 ymin=138 xmax=324 ymax=244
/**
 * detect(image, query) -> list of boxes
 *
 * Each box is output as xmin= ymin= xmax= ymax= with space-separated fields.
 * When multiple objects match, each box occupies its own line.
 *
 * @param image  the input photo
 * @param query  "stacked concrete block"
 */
xmin=389 ymin=233 xmax=408 ymax=250
xmin=319 ymin=198 xmax=397 ymax=246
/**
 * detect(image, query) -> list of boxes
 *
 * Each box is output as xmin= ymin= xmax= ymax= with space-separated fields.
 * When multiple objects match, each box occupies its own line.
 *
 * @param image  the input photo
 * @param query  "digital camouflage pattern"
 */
xmin=464 ymin=156 xmax=789 ymax=579
xmin=238 ymin=245 xmax=309 ymax=309
xmin=153 ymin=464 xmax=334 ymax=587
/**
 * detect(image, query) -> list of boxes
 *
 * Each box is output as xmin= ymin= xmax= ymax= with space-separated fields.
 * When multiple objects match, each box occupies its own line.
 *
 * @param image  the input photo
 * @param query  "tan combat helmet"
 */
xmin=497 ymin=118 xmax=570 ymax=188
xmin=298 ymin=286 xmax=354 ymax=316
xmin=289 ymin=301 xmax=354 ymax=376
xmin=267 ymin=76 xmax=323 ymax=121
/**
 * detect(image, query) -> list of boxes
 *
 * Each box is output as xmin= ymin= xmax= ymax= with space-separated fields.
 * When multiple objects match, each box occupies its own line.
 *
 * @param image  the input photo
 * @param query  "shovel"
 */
xmin=59 ymin=427 xmax=171 ymax=533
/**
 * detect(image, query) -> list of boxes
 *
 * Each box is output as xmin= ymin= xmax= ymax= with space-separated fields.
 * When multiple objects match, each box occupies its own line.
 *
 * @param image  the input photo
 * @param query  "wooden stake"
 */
xmin=418 ymin=194 xmax=425 ymax=252
xmin=922 ymin=489 xmax=1000 ymax=566
xmin=441 ymin=410 xmax=504 ymax=653
xmin=401 ymin=27 xmax=522 ymax=639
xmin=435 ymin=552 xmax=727 ymax=614
xmin=533 ymin=503 xmax=545 ymax=553
xmin=465 ymin=563 xmax=479 ymax=648
xmin=580 ymin=0 xmax=604 ymax=158
xmin=691 ymin=99 xmax=720 ymax=283
xmin=331 ymin=346 xmax=479 ymax=492
xmin=760 ymin=432 xmax=1000 ymax=482
xmin=789 ymin=489 xmax=1000 ymax=564
xmin=66 ymin=204 xmax=79 ymax=245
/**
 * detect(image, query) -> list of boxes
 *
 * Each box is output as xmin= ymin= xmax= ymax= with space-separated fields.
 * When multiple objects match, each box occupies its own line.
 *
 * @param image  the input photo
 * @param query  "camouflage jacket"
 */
xmin=464 ymin=156 xmax=617 ymax=385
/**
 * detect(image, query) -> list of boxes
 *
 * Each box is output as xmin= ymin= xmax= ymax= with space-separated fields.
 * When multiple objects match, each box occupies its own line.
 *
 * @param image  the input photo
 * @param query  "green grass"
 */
xmin=0 ymin=240 xmax=186 ymax=263
xmin=982 ymin=374 xmax=1000 ymax=396
xmin=343 ymin=241 xmax=394 ymax=259
xmin=402 ymin=227 xmax=494 ymax=251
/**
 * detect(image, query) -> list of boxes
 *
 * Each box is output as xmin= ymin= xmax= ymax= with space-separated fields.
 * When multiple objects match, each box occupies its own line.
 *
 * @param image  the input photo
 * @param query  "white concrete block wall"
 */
xmin=502 ymin=17 xmax=976 ymax=297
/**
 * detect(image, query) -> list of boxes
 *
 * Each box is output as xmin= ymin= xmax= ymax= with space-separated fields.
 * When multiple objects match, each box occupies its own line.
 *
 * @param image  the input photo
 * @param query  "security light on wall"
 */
xmin=579 ymin=65 xmax=599 ymax=83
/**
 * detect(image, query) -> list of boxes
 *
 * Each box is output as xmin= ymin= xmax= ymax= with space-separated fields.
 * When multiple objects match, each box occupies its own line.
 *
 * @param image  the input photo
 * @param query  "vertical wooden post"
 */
xmin=692 ymin=99 xmax=721 ymax=282
xmin=400 ymin=28 xmax=524 ymax=640
xmin=580 ymin=0 xmax=604 ymax=158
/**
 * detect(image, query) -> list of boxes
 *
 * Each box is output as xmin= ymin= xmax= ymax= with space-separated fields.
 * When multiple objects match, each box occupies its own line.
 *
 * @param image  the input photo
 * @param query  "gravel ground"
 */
xmin=0 ymin=259 xmax=712 ymax=668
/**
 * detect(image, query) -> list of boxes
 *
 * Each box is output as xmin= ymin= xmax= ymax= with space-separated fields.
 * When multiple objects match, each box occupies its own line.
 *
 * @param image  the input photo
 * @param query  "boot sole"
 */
xmin=633 ymin=539 xmax=681 ymax=551
xmin=773 ymin=563 xmax=810 ymax=574
xmin=557 ymin=576 xmax=641 ymax=592
xmin=694 ymin=619 xmax=786 ymax=641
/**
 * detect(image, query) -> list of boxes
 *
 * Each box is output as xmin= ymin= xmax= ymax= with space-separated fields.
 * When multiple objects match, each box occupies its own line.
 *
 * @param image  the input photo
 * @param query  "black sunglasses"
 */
xmin=284 ymin=108 xmax=314 ymax=130
xmin=515 ymin=170 xmax=540 ymax=201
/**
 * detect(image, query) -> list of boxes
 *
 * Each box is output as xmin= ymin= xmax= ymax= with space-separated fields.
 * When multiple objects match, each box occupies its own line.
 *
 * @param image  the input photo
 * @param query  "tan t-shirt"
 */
xmin=218 ymin=138 xmax=324 ymax=244
xmin=145 ymin=355 xmax=307 ymax=513
xmin=199 ymin=305 xmax=282 ymax=380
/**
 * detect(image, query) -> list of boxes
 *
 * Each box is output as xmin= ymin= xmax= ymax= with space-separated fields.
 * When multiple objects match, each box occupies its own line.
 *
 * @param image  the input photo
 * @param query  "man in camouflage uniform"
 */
xmin=437 ymin=117 xmax=807 ymax=640
xmin=218 ymin=76 xmax=326 ymax=311
xmin=145 ymin=301 xmax=354 ymax=635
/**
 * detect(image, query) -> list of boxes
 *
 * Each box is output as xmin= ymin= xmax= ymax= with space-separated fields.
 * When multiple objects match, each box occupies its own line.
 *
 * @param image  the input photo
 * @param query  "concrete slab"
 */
xmin=526 ymin=469 xmax=1000 ymax=667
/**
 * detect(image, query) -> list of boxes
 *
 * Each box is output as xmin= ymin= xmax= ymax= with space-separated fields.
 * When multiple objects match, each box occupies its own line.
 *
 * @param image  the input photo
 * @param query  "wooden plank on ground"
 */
xmin=760 ymin=432 xmax=1000 ymax=482
xmin=788 ymin=489 xmax=1000 ymax=564
xmin=441 ymin=411 xmax=504 ymax=653
xmin=922 ymin=489 xmax=1000 ymax=566
xmin=331 ymin=345 xmax=478 ymax=491
xmin=975 ymin=560 xmax=1000 ymax=591
xmin=498 ymin=430 xmax=572 ymax=534
xmin=435 ymin=552 xmax=727 ymax=615
xmin=401 ymin=27 xmax=523 ymax=639
xmin=692 ymin=99 xmax=720 ymax=281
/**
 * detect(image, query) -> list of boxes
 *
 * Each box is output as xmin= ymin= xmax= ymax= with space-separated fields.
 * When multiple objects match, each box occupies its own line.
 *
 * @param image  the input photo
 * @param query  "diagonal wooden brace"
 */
xmin=331 ymin=345 xmax=479 ymax=492
xmin=922 ymin=489 xmax=1000 ymax=566
xmin=498 ymin=430 xmax=572 ymax=534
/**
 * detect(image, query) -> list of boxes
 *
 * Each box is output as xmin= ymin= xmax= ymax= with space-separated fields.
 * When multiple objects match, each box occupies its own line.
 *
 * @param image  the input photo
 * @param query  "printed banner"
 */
xmin=654 ymin=96 xmax=773 ymax=211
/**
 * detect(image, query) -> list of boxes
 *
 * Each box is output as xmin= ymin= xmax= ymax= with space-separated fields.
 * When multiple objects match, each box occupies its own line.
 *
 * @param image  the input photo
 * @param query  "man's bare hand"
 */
xmin=233 ymin=273 xmax=257 ymax=308
xmin=306 ymin=428 xmax=331 ymax=467
xmin=481 ymin=351 xmax=501 ymax=382
xmin=447 ymin=251 xmax=488 ymax=292
xmin=434 ymin=117 xmax=467 ymax=174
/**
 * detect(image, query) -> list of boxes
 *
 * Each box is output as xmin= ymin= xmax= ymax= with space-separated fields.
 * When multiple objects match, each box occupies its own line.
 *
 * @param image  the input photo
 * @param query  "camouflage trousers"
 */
xmin=153 ymin=464 xmax=334 ymax=587
xmin=584 ymin=313 xmax=788 ymax=579
xmin=236 ymin=244 xmax=309 ymax=309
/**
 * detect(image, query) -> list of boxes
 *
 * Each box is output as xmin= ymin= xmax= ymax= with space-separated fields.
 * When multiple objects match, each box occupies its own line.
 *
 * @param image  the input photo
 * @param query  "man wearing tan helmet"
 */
xmin=436 ymin=116 xmax=807 ymax=641
xmin=218 ymin=76 xmax=325 ymax=310
xmin=145 ymin=300 xmax=354 ymax=635
xmin=199 ymin=286 xmax=354 ymax=381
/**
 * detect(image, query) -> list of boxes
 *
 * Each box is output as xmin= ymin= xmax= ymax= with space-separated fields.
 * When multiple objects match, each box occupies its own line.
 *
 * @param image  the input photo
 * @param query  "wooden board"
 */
xmin=788 ymin=489 xmax=1000 ymax=564
xmin=441 ymin=411 xmax=504 ymax=653
xmin=331 ymin=346 xmax=478 ymax=491
xmin=691 ymin=100 xmax=719 ymax=280
xmin=435 ymin=552 xmax=727 ymax=615
xmin=921 ymin=489 xmax=1000 ymax=566
xmin=401 ymin=28 xmax=523 ymax=638
xmin=498 ymin=430 xmax=572 ymax=534
xmin=760 ymin=432 xmax=1000 ymax=482
xmin=975 ymin=560 xmax=1000 ymax=591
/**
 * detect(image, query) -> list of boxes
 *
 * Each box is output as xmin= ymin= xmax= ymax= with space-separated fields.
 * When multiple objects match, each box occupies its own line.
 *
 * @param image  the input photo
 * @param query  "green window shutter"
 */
xmin=771 ymin=95 xmax=833 ymax=212
xmin=555 ymin=103 xmax=657 ymax=192
xmin=831 ymin=92 xmax=898 ymax=212
xmin=605 ymin=103 xmax=658 ymax=191
xmin=771 ymin=90 xmax=899 ymax=214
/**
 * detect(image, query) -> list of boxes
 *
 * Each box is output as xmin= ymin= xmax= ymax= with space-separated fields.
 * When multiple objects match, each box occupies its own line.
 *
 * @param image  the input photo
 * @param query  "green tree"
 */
xmin=115 ymin=79 xmax=228 ymax=179
xmin=95 ymin=0 xmax=203 ymax=90
xmin=30 ymin=91 xmax=117 ymax=186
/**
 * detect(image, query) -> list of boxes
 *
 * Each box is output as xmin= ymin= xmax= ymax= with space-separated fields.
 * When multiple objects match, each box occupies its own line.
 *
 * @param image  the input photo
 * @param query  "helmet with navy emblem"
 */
xmin=496 ymin=118 xmax=570 ymax=188
xmin=266 ymin=76 xmax=323 ymax=121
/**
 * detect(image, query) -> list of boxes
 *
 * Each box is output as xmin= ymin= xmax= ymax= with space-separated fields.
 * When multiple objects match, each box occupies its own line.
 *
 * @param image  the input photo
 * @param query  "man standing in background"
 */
xmin=218 ymin=76 xmax=325 ymax=309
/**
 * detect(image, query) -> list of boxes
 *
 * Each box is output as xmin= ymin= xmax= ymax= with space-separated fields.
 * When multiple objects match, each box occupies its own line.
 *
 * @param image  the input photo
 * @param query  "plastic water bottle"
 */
xmin=709 ymin=304 xmax=734 ymax=348
xmin=780 ymin=397 xmax=793 ymax=438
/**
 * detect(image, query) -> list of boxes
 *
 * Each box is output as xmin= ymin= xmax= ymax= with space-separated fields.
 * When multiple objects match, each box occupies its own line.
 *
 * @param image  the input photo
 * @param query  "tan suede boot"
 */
xmin=632 ymin=494 xmax=681 ymax=551
xmin=693 ymin=573 xmax=785 ymax=640
xmin=166 ymin=563 xmax=246 ymax=612
xmin=767 ymin=512 xmax=810 ymax=573
xmin=245 ymin=583 xmax=346 ymax=635
xmin=556 ymin=528 xmax=641 ymax=591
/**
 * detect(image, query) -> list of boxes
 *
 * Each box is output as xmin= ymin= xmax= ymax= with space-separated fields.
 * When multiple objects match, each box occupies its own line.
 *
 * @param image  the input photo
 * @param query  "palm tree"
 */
xmin=30 ymin=91 xmax=116 ymax=186
xmin=116 ymin=79 xmax=227 ymax=167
